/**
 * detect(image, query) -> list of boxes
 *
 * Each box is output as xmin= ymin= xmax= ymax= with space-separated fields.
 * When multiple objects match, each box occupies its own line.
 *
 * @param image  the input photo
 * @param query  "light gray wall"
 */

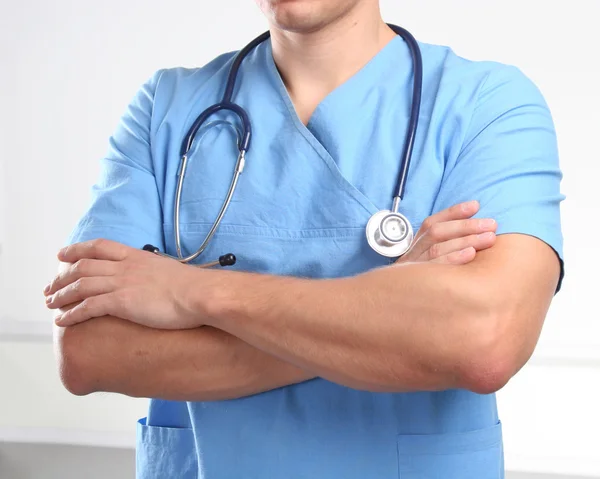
xmin=0 ymin=443 xmax=134 ymax=479
xmin=0 ymin=443 xmax=593 ymax=479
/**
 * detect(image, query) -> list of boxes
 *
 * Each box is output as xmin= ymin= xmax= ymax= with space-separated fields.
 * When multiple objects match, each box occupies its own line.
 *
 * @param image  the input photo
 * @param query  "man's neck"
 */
xmin=269 ymin=5 xmax=395 ymax=125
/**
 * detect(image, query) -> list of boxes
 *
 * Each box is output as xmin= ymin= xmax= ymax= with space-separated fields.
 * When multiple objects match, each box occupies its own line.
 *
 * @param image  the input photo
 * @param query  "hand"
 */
xmin=398 ymin=200 xmax=496 ymax=265
xmin=45 ymin=201 xmax=493 ymax=329
xmin=44 ymin=240 xmax=207 ymax=329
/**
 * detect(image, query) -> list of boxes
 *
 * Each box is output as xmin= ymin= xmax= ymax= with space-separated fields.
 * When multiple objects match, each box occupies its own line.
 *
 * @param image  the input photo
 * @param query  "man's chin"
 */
xmin=261 ymin=0 xmax=330 ymax=34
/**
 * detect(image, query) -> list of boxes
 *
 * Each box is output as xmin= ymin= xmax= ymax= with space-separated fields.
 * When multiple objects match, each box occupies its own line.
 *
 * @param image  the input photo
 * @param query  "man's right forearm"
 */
xmin=55 ymin=316 xmax=315 ymax=401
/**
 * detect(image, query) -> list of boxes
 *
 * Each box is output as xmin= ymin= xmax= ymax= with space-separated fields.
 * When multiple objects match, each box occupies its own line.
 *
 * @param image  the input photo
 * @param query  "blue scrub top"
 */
xmin=67 ymin=35 xmax=564 ymax=479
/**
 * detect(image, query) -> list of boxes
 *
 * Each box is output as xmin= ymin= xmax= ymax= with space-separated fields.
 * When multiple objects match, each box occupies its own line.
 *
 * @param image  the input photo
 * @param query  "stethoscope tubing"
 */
xmin=145 ymin=24 xmax=423 ymax=265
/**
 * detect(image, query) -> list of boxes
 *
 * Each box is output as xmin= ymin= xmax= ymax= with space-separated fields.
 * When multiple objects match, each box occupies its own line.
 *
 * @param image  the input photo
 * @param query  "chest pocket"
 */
xmin=163 ymin=222 xmax=386 ymax=278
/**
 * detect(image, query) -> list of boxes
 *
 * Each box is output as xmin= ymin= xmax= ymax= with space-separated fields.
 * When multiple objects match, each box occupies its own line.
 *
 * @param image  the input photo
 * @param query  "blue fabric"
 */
xmin=67 ymin=35 xmax=563 ymax=479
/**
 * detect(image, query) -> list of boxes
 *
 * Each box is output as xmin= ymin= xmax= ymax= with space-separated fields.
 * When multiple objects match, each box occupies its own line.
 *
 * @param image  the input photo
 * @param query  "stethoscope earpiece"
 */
xmin=143 ymin=244 xmax=161 ymax=254
xmin=219 ymin=253 xmax=237 ymax=267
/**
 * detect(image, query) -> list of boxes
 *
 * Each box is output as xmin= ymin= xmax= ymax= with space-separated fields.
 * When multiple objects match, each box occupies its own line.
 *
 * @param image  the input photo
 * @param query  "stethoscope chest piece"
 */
xmin=366 ymin=210 xmax=413 ymax=258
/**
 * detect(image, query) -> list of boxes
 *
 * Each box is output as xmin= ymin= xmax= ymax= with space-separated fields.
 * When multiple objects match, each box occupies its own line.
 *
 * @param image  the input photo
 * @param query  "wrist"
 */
xmin=186 ymin=267 xmax=236 ymax=328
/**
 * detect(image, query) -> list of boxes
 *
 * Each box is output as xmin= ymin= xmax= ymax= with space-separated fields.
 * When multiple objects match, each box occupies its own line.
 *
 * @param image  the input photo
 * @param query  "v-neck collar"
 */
xmin=264 ymin=36 xmax=404 ymax=134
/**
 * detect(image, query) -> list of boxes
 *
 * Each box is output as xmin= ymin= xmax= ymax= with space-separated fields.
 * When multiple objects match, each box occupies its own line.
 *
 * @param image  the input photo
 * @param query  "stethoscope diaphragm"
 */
xmin=366 ymin=210 xmax=414 ymax=258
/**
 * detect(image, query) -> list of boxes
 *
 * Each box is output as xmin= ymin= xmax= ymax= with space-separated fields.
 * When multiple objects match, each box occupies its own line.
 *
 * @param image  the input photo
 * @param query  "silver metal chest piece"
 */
xmin=366 ymin=210 xmax=414 ymax=258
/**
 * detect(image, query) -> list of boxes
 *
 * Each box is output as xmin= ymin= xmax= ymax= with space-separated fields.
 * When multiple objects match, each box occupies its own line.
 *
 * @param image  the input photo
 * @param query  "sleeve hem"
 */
xmin=495 ymin=228 xmax=564 ymax=293
xmin=66 ymin=224 xmax=163 ymax=252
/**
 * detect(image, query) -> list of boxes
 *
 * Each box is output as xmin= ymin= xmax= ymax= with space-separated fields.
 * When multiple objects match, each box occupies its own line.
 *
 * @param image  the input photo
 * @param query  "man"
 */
xmin=45 ymin=0 xmax=563 ymax=477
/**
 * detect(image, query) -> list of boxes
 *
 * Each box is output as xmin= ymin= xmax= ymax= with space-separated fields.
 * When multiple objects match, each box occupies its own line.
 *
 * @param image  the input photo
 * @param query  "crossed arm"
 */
xmin=55 ymin=317 xmax=314 ymax=400
xmin=51 ymin=203 xmax=560 ymax=400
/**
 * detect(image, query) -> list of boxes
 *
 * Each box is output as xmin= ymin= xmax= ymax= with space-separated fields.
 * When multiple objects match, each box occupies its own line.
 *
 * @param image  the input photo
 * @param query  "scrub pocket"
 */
xmin=136 ymin=418 xmax=198 ymax=479
xmin=397 ymin=422 xmax=503 ymax=479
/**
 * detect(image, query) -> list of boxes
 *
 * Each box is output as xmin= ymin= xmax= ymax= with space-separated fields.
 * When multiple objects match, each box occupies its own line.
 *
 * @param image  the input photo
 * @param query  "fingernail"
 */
xmin=45 ymin=295 xmax=53 ymax=305
xmin=479 ymin=219 xmax=496 ymax=229
xmin=43 ymin=285 xmax=50 ymax=295
xmin=461 ymin=247 xmax=475 ymax=256
xmin=461 ymin=201 xmax=478 ymax=212
xmin=478 ymin=232 xmax=495 ymax=240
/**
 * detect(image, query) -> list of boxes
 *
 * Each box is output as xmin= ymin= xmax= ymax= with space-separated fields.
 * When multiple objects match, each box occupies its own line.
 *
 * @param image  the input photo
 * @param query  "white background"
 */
xmin=1 ymin=0 xmax=599 ymax=476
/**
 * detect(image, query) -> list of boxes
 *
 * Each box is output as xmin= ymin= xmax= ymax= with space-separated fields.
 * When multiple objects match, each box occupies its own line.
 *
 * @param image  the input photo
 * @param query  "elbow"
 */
xmin=457 ymin=308 xmax=523 ymax=395
xmin=460 ymin=354 xmax=513 ymax=396
xmin=54 ymin=325 xmax=95 ymax=396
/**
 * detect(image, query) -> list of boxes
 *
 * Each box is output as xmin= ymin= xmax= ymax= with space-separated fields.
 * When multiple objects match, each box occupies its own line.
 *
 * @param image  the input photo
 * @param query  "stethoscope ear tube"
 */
xmin=181 ymin=103 xmax=252 ymax=158
xmin=142 ymin=244 xmax=236 ymax=268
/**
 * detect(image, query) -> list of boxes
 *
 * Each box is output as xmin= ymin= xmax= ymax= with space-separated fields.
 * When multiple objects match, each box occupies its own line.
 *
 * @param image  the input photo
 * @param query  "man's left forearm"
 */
xmin=200 ymin=237 xmax=558 ymax=394
xmin=201 ymin=262 xmax=493 ymax=393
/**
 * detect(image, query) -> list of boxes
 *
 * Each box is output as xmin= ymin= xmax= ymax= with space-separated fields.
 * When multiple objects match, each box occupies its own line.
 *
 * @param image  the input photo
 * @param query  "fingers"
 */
xmin=57 ymin=239 xmax=129 ymax=263
xmin=46 ymin=276 xmax=117 ymax=310
xmin=54 ymin=294 xmax=117 ymax=327
xmin=418 ymin=200 xmax=480 ymax=234
xmin=428 ymin=232 xmax=496 ymax=264
xmin=44 ymin=259 xmax=117 ymax=296
xmin=407 ymin=201 xmax=486 ymax=261
xmin=408 ymin=217 xmax=497 ymax=261
xmin=424 ymin=217 xmax=497 ymax=244
xmin=431 ymin=247 xmax=477 ymax=265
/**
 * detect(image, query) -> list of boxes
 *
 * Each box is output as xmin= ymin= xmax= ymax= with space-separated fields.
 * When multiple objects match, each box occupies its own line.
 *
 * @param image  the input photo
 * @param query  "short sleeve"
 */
xmin=66 ymin=70 xmax=166 ymax=251
xmin=432 ymin=66 xmax=564 ymax=290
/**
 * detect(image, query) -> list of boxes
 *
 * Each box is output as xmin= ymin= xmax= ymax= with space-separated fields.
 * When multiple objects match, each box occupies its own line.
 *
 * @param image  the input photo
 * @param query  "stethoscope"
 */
xmin=143 ymin=24 xmax=422 ymax=267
